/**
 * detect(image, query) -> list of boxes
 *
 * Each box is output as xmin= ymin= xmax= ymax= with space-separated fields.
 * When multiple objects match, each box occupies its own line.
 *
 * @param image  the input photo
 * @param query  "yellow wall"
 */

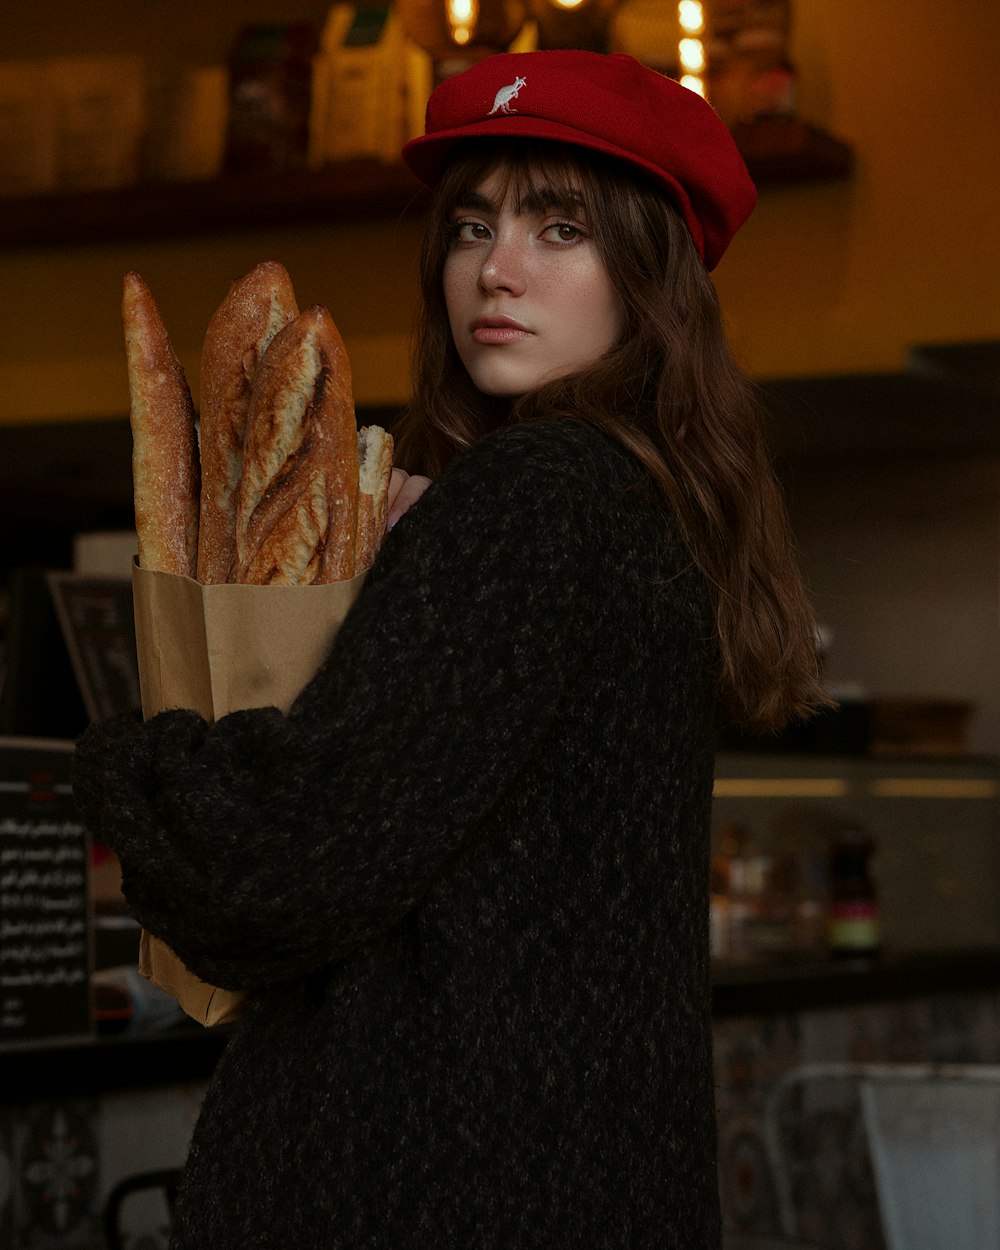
xmin=716 ymin=0 xmax=1000 ymax=378
xmin=2 ymin=0 xmax=998 ymax=424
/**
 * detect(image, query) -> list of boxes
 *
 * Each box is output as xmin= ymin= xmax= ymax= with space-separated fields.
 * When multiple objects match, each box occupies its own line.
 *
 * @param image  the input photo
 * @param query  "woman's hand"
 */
xmin=388 ymin=468 xmax=432 ymax=529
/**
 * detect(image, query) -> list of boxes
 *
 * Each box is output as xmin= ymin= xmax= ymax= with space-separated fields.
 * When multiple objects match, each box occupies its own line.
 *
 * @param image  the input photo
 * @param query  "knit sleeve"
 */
xmin=72 ymin=421 xmax=614 ymax=991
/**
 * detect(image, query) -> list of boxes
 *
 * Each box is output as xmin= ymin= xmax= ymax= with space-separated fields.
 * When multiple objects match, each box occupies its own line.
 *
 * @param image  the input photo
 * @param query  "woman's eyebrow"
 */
xmin=451 ymin=187 xmax=586 ymax=216
xmin=519 ymin=188 xmax=584 ymax=215
xmin=451 ymin=190 xmax=498 ymax=214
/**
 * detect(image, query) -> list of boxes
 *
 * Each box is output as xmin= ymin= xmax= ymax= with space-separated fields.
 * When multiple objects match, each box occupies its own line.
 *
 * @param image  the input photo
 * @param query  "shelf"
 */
xmin=0 ymin=116 xmax=851 ymax=250
xmin=0 ymin=161 xmax=431 ymax=249
xmin=908 ymin=340 xmax=1000 ymax=398
xmin=758 ymin=365 xmax=1000 ymax=464
xmin=730 ymin=116 xmax=854 ymax=185
xmin=712 ymin=947 xmax=1000 ymax=1016
xmin=1 ymin=1026 xmax=230 ymax=1102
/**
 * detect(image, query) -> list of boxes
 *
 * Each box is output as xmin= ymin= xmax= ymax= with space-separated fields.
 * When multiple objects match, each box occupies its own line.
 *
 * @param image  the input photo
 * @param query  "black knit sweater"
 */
xmin=72 ymin=418 xmax=722 ymax=1249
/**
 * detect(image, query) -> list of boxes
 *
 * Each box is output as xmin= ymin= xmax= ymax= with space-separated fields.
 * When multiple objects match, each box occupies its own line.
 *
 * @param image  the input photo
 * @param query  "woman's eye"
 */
xmin=450 ymin=219 xmax=492 ymax=243
xmin=545 ymin=221 xmax=585 ymax=243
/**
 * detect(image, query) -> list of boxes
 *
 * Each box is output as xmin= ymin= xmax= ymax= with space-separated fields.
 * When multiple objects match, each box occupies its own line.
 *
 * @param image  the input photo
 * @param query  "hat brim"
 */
xmin=402 ymin=116 xmax=705 ymax=264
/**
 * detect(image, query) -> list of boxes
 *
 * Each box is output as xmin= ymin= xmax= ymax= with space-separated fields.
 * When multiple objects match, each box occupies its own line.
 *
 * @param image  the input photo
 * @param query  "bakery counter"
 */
xmin=711 ymin=946 xmax=1000 ymax=1016
xmin=7 ymin=949 xmax=999 ymax=1247
xmin=1 ymin=1024 xmax=230 ymax=1103
xmin=711 ymin=945 xmax=1000 ymax=1247
xmin=6 ymin=947 xmax=1000 ymax=1102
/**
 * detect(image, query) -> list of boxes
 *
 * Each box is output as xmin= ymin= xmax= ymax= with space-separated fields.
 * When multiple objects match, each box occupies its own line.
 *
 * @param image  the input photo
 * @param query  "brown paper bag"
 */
xmin=132 ymin=559 xmax=366 ymax=1026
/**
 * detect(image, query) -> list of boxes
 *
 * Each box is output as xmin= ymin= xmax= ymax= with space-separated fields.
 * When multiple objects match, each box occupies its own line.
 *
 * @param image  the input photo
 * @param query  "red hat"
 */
xmin=401 ymin=50 xmax=756 ymax=270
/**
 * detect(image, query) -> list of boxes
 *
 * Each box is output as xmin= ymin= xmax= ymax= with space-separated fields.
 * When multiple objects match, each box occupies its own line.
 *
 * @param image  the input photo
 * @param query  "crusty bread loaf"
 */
xmin=122 ymin=272 xmax=200 ymax=577
xmin=197 ymin=261 xmax=298 ymax=584
xmin=234 ymin=305 xmax=359 ymax=586
xmin=355 ymin=425 xmax=394 ymax=574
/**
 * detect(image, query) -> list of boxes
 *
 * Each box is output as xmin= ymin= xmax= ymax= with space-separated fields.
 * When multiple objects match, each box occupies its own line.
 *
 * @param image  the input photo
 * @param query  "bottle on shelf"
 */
xmin=709 ymin=821 xmax=740 ymax=960
xmin=762 ymin=827 xmax=824 ymax=959
xmin=711 ymin=821 xmax=772 ymax=962
xmin=826 ymin=827 xmax=881 ymax=961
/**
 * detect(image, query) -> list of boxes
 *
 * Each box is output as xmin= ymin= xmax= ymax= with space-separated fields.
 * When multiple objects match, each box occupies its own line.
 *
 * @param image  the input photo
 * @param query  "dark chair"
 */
xmin=103 ymin=1168 xmax=182 ymax=1250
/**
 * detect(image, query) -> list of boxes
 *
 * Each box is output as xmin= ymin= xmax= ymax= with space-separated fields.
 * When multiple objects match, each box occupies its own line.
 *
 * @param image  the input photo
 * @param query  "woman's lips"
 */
xmin=471 ymin=316 xmax=533 ymax=345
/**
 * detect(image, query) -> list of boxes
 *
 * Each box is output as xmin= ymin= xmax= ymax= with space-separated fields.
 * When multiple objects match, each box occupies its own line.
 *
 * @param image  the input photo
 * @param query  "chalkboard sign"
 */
xmin=46 ymin=573 xmax=141 ymax=723
xmin=0 ymin=737 xmax=92 ymax=1044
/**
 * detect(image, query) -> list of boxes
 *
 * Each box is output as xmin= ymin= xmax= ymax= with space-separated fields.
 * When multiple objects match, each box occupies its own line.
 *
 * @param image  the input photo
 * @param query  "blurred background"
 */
xmin=1 ymin=4 xmax=999 ymax=1248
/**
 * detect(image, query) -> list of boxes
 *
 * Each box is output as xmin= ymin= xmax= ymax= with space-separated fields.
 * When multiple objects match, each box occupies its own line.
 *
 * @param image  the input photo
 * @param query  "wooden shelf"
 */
xmin=2 ymin=1026 xmax=230 ymax=1101
xmin=0 ymin=161 xmax=431 ymax=249
xmin=0 ymin=117 xmax=851 ymax=250
xmin=758 ymin=367 xmax=1000 ymax=464
xmin=731 ymin=116 xmax=854 ymax=185
xmin=712 ymin=947 xmax=1000 ymax=1017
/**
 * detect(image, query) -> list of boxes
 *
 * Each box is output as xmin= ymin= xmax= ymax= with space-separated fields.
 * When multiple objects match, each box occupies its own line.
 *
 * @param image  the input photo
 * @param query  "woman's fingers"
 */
xmin=388 ymin=469 xmax=432 ymax=529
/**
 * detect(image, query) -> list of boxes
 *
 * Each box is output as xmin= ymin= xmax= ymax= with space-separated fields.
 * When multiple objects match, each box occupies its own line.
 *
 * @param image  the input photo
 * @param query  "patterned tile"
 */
xmin=3 ymin=1081 xmax=208 ymax=1250
xmin=13 ymin=1099 xmax=100 ymax=1248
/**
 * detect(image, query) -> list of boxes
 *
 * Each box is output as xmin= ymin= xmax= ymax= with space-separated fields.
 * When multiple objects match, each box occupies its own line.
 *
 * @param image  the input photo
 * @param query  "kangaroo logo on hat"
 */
xmin=488 ymin=75 xmax=526 ymax=116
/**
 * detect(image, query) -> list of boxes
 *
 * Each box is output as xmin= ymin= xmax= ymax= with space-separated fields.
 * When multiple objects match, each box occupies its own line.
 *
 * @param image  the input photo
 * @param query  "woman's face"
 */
xmin=442 ymin=164 xmax=624 ymax=398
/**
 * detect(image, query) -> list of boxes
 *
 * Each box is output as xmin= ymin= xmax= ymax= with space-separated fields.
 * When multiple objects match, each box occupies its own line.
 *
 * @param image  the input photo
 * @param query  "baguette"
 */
xmin=355 ymin=425 xmax=394 ymax=574
xmin=235 ymin=305 xmax=359 ymax=585
xmin=197 ymin=261 xmax=298 ymax=583
xmin=122 ymin=272 xmax=200 ymax=577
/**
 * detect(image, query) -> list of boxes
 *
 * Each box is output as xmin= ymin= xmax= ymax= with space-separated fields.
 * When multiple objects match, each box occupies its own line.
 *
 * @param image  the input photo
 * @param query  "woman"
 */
xmin=74 ymin=50 xmax=826 ymax=1249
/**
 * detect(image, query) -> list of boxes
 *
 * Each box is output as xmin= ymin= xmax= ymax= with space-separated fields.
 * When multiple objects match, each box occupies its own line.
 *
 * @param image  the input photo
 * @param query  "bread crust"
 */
xmin=122 ymin=272 xmax=200 ymax=577
xmin=235 ymin=306 xmax=359 ymax=585
xmin=355 ymin=425 xmax=394 ymax=573
xmin=197 ymin=261 xmax=298 ymax=583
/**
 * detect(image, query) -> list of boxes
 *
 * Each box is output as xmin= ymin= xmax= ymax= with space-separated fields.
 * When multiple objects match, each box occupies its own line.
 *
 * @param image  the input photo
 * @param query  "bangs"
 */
xmin=434 ymin=139 xmax=597 ymax=219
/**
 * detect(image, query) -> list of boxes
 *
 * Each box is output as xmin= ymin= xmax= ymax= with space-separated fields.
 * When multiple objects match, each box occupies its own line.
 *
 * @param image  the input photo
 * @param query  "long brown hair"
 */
xmin=394 ymin=140 xmax=829 ymax=732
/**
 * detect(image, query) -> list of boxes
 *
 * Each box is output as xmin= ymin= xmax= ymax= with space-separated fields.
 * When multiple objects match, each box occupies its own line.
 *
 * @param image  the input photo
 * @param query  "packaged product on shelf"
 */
xmin=706 ymin=0 xmax=796 ymax=127
xmin=712 ymin=821 xmax=773 ymax=961
xmin=827 ymin=827 xmax=881 ymax=961
xmin=0 ymin=60 xmax=58 ymax=197
xmin=225 ymin=24 xmax=317 ymax=173
xmin=610 ymin=0 xmax=682 ymax=78
xmin=310 ymin=3 xmax=428 ymax=165
xmin=46 ymin=55 xmax=146 ymax=192
xmin=143 ymin=63 xmax=229 ymax=184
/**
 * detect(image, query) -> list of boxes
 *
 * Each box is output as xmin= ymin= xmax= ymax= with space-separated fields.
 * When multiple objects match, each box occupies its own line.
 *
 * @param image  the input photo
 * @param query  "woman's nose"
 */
xmin=478 ymin=234 xmax=526 ymax=295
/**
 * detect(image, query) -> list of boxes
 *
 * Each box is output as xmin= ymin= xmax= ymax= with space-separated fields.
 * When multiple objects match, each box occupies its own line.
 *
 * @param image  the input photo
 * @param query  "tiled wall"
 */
xmin=3 ymin=988 xmax=1000 ymax=1248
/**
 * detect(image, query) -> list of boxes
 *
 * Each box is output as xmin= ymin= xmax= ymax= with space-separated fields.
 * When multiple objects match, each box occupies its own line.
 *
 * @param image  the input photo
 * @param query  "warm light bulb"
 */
xmin=550 ymin=0 xmax=587 ymax=9
xmin=447 ymin=0 xmax=479 ymax=43
xmin=678 ymin=1 xmax=704 ymax=35
xmin=678 ymin=37 xmax=706 ymax=74
xmin=680 ymin=74 xmax=706 ymax=97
